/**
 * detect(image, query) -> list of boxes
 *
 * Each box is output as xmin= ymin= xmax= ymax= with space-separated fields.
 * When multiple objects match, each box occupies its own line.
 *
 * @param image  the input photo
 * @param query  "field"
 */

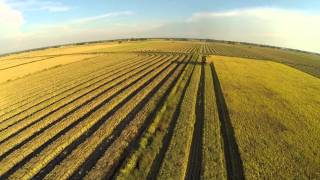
xmin=0 ymin=39 xmax=319 ymax=179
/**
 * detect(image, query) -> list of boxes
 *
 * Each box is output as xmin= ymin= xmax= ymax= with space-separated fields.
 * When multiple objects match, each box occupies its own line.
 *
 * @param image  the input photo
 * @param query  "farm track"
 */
xmin=210 ymin=63 xmax=245 ymax=180
xmin=0 ymin=55 xmax=169 ymax=155
xmin=67 ymin=56 xmax=188 ymax=180
xmin=3 ymin=55 xmax=178 ymax=179
xmin=0 ymin=56 xmax=56 ymax=71
xmin=185 ymin=61 xmax=205 ymax=180
xmin=0 ymin=55 xmax=174 ymax=177
xmin=147 ymin=63 xmax=196 ymax=179
xmin=0 ymin=55 xmax=164 ymax=141
xmin=0 ymin=54 xmax=145 ymax=116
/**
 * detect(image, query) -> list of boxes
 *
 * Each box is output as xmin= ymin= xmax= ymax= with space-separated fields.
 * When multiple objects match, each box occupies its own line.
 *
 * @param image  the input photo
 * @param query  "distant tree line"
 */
xmin=1 ymin=37 xmax=319 ymax=58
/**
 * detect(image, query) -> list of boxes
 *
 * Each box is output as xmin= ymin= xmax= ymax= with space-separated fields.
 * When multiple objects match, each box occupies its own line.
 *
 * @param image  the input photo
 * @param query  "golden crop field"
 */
xmin=0 ymin=39 xmax=319 ymax=179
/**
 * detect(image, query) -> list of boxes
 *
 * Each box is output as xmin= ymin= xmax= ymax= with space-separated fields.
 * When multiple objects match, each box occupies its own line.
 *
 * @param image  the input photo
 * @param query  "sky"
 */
xmin=1 ymin=0 xmax=320 ymax=54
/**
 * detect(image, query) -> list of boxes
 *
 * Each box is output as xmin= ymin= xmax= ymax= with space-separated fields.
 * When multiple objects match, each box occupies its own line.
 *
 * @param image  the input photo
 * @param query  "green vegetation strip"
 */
xmin=115 ymin=57 xmax=194 ymax=180
xmin=71 ymin=55 xmax=188 ymax=180
xmin=157 ymin=58 xmax=201 ymax=179
xmin=202 ymin=64 xmax=226 ymax=179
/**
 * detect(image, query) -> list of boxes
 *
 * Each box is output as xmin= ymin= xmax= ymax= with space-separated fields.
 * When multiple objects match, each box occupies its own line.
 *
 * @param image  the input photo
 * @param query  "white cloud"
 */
xmin=182 ymin=8 xmax=320 ymax=53
xmin=0 ymin=1 xmax=24 ymax=37
xmin=7 ymin=0 xmax=70 ymax=12
xmin=0 ymin=10 xmax=139 ymax=54
xmin=72 ymin=11 xmax=133 ymax=24
xmin=1 ymin=7 xmax=320 ymax=54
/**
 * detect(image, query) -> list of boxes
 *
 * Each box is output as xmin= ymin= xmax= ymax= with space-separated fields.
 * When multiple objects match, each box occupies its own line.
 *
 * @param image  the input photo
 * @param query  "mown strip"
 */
xmin=0 ymin=55 xmax=163 ymax=143
xmin=210 ymin=62 xmax=245 ymax=180
xmin=115 ymin=57 xmax=194 ymax=180
xmin=48 ymin=55 xmax=188 ymax=180
xmin=185 ymin=60 xmax=205 ymax=180
xmin=0 ymin=55 xmax=167 ymax=159
xmin=0 ymin=54 xmax=112 ymax=107
xmin=0 ymin=55 xmax=175 ymax=178
xmin=0 ymin=54 xmax=146 ymax=122
xmin=0 ymin=53 xmax=141 ymax=113
xmin=157 ymin=57 xmax=201 ymax=179
xmin=3 ymin=55 xmax=177 ymax=179
xmin=202 ymin=63 xmax=226 ymax=179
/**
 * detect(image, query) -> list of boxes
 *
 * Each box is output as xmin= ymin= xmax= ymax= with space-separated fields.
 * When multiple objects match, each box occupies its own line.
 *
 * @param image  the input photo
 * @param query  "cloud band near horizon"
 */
xmin=0 ymin=2 xmax=319 ymax=54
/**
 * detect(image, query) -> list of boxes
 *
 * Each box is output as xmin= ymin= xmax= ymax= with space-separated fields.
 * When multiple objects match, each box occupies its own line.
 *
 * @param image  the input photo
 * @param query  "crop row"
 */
xmin=0 ymin=54 xmax=103 ymax=105
xmin=7 ymin=54 xmax=180 ymax=179
xmin=0 ymin=54 xmax=173 ymax=161
xmin=0 ymin=54 xmax=179 ymax=178
xmin=0 ymin=53 xmax=143 ymax=114
xmin=44 ymin=55 xmax=188 ymax=180
xmin=157 ymin=57 xmax=201 ymax=179
xmin=0 ymin=54 xmax=156 ymax=124
xmin=202 ymin=64 xmax=226 ymax=179
xmin=115 ymin=55 xmax=195 ymax=179
xmin=0 ymin=55 xmax=163 ymax=135
xmin=0 ymin=55 xmax=170 ymax=153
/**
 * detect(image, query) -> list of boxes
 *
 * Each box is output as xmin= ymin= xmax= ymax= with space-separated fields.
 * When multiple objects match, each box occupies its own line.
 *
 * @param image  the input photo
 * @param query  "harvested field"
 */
xmin=0 ymin=39 xmax=319 ymax=179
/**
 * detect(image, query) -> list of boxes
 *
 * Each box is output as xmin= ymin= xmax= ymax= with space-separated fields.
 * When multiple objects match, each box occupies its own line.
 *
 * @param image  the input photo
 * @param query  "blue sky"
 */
xmin=1 ymin=0 xmax=320 ymax=54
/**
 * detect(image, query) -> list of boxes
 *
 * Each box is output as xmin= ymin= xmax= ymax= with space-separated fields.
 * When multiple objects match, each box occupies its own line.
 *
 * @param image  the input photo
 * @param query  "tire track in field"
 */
xmin=147 ymin=63 xmax=196 ymax=179
xmin=0 ymin=55 xmax=151 ymax=124
xmin=0 ymin=54 xmax=145 ymax=112
xmin=210 ymin=62 xmax=245 ymax=180
xmin=0 ymin=56 xmax=57 ymax=71
xmin=0 ymin=55 xmax=176 ymax=179
xmin=185 ymin=61 xmax=205 ymax=180
xmin=68 ymin=56 xmax=189 ymax=180
xmin=0 ymin=55 xmax=170 ymax=160
xmin=31 ymin=55 xmax=181 ymax=179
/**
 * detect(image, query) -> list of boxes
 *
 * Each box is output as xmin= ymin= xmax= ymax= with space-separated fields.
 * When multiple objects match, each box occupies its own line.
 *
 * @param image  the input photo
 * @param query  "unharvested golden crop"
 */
xmin=209 ymin=55 xmax=320 ymax=179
